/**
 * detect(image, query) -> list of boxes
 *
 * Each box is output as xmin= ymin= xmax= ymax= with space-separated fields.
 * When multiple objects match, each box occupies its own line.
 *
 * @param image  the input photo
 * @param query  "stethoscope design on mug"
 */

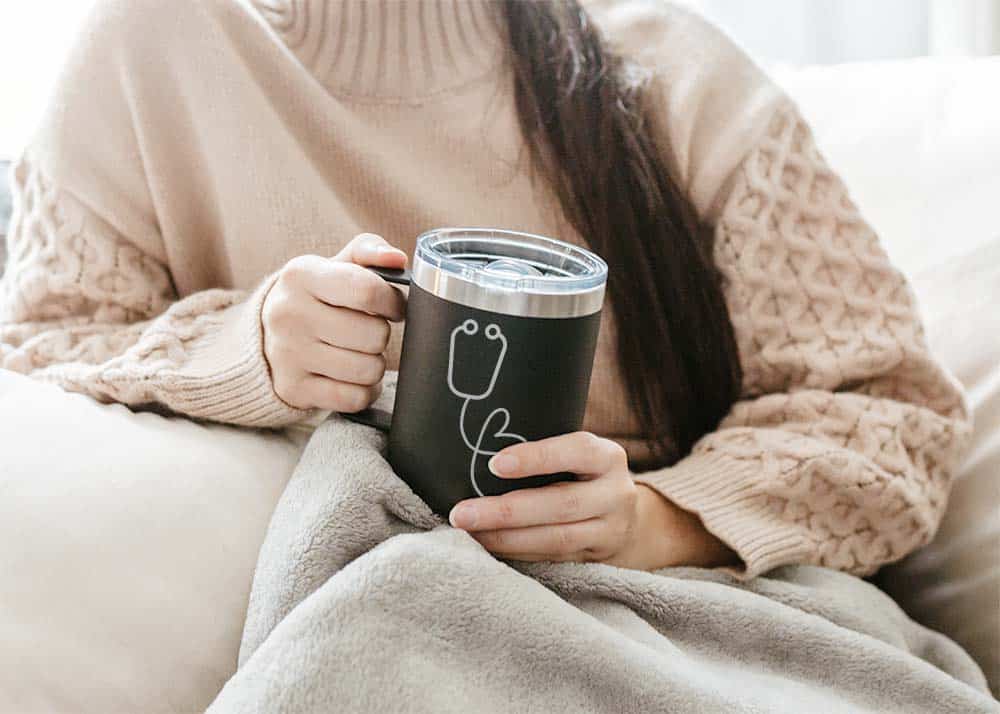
xmin=447 ymin=319 xmax=525 ymax=497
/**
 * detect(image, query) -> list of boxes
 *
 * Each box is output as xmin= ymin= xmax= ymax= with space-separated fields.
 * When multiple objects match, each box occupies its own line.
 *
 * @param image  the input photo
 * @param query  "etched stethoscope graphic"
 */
xmin=447 ymin=319 xmax=525 ymax=497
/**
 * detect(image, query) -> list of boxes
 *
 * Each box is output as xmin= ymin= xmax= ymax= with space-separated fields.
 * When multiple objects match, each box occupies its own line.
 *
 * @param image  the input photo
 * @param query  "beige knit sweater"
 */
xmin=0 ymin=0 xmax=970 ymax=578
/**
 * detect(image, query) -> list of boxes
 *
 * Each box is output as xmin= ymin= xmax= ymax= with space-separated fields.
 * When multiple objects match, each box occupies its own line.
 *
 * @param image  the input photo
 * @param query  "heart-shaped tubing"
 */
xmin=469 ymin=406 xmax=526 ymax=497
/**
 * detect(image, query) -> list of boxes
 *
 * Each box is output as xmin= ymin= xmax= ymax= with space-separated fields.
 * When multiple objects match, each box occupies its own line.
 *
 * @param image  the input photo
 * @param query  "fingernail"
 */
xmin=375 ymin=245 xmax=405 ymax=258
xmin=449 ymin=504 xmax=477 ymax=529
xmin=488 ymin=453 xmax=519 ymax=476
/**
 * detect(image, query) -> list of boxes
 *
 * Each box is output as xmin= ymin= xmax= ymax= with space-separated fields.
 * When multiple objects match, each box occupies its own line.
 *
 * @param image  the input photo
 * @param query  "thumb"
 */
xmin=336 ymin=232 xmax=407 ymax=268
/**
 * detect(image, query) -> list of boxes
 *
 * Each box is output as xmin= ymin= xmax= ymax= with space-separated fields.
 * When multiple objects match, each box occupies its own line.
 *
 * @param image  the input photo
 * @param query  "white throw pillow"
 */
xmin=877 ymin=237 xmax=1000 ymax=696
xmin=0 ymin=371 xmax=303 ymax=713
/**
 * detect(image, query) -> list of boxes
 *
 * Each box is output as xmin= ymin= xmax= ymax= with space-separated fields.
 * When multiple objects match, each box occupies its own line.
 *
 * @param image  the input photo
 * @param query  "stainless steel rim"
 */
xmin=411 ymin=229 xmax=607 ymax=318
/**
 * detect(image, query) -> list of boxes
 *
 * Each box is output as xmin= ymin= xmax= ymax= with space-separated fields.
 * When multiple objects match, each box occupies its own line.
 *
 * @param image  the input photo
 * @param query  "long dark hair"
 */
xmin=499 ymin=0 xmax=742 ymax=467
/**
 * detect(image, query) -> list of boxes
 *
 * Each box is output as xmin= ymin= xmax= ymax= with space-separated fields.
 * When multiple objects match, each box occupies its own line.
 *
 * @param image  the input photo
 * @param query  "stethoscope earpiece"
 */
xmin=446 ymin=319 xmax=508 ymax=402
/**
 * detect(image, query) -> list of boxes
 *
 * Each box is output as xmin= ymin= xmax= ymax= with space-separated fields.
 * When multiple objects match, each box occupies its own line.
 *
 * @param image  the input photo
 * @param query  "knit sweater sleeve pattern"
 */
xmin=0 ymin=156 xmax=307 ymax=427
xmin=0 ymin=0 xmax=971 ymax=580
xmin=634 ymin=103 xmax=972 ymax=578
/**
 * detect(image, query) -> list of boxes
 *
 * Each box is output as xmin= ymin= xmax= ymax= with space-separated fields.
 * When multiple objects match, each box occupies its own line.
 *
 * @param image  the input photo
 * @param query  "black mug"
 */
xmin=347 ymin=228 xmax=608 ymax=516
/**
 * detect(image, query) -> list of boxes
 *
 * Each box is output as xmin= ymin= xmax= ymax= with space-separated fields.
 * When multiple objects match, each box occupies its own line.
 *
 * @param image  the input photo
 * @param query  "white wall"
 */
xmin=931 ymin=0 xmax=1000 ymax=55
xmin=0 ymin=1 xmax=95 ymax=159
xmin=687 ymin=0 xmax=931 ymax=65
xmin=685 ymin=0 xmax=1000 ymax=65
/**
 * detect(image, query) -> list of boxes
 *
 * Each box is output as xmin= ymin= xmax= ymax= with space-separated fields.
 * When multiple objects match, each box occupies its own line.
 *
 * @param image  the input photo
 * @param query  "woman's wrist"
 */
xmin=631 ymin=483 xmax=738 ymax=571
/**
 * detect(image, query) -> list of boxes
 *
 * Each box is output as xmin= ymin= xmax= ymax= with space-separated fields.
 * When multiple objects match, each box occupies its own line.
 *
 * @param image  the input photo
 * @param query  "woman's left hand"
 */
xmin=448 ymin=432 xmax=734 ymax=571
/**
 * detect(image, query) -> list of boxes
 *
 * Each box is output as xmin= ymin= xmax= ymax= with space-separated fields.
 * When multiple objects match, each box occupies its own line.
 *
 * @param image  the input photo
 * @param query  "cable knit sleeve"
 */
xmin=0 ymin=156 xmax=308 ymax=427
xmin=633 ymin=104 xmax=972 ymax=579
xmin=0 ymin=1 xmax=309 ymax=428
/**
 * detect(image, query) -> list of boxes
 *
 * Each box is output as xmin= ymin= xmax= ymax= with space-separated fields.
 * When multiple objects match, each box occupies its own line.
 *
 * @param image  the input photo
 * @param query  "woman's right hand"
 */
xmin=262 ymin=233 xmax=407 ymax=412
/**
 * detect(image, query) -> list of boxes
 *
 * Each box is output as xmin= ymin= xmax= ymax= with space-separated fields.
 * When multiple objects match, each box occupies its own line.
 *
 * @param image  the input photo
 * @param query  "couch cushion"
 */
xmin=0 ymin=159 xmax=10 ymax=270
xmin=0 ymin=371 xmax=304 ymax=712
xmin=773 ymin=58 xmax=1000 ymax=693
xmin=876 ymin=236 xmax=1000 ymax=696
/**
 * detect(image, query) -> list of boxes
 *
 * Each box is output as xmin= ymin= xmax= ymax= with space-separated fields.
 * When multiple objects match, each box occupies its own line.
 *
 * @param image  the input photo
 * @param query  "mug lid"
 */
xmin=412 ymin=228 xmax=608 ymax=318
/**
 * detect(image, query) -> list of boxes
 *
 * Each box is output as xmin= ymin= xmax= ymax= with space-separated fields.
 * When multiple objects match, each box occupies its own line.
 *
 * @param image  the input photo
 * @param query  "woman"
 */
xmin=0 ymin=0 xmax=969 ymax=578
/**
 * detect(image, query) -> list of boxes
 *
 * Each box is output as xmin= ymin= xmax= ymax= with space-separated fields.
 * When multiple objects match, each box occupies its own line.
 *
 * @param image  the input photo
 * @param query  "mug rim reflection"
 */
xmin=411 ymin=227 xmax=608 ymax=319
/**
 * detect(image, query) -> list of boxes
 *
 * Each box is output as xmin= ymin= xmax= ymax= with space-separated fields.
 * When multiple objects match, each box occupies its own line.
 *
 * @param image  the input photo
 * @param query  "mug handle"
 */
xmin=339 ymin=265 xmax=411 ymax=433
xmin=367 ymin=265 xmax=412 ymax=286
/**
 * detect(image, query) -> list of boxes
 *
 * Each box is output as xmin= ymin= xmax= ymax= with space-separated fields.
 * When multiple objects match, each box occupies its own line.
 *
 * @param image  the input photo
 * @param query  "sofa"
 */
xmin=0 ymin=57 xmax=998 ymax=710
xmin=774 ymin=57 xmax=1000 ymax=699
xmin=0 ymin=160 xmax=9 ymax=265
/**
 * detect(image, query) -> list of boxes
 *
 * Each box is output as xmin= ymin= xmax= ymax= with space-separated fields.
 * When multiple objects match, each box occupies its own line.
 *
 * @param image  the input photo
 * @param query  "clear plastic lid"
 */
xmin=412 ymin=228 xmax=607 ymax=318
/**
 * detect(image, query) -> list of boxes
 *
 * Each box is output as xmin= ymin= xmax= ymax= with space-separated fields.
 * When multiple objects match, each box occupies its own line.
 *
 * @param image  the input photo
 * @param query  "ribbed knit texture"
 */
xmin=253 ymin=0 xmax=503 ymax=100
xmin=0 ymin=0 xmax=970 ymax=578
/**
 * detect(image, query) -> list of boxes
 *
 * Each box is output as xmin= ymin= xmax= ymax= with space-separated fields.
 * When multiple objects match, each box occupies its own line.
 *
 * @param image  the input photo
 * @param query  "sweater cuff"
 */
xmin=633 ymin=451 xmax=811 ymax=580
xmin=167 ymin=273 xmax=314 ymax=428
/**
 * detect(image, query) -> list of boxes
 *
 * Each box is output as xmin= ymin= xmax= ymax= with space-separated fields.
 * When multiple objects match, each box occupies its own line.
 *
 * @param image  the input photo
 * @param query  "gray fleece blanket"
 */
xmin=209 ymin=414 xmax=996 ymax=713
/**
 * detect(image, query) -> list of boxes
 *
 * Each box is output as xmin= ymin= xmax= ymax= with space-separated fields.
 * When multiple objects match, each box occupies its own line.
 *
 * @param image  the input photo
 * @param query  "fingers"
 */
xmin=275 ymin=373 xmax=382 ymax=413
xmin=488 ymin=432 xmax=628 ymax=481
xmin=449 ymin=479 xmax=620 ymax=531
xmin=335 ymin=232 xmax=408 ymax=269
xmin=283 ymin=254 xmax=406 ymax=321
xmin=264 ymin=238 xmax=407 ymax=412
xmin=448 ymin=433 xmax=637 ymax=566
xmin=300 ymin=299 xmax=391 ymax=354
xmin=296 ymin=340 xmax=386 ymax=386
xmin=470 ymin=519 xmax=609 ymax=561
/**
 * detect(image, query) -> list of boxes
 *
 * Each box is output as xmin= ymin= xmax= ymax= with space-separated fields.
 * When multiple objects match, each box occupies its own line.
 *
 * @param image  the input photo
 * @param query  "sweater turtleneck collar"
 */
xmin=251 ymin=0 xmax=507 ymax=101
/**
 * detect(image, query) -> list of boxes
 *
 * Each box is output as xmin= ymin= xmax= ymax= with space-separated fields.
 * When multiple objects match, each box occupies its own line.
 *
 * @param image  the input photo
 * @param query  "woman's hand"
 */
xmin=448 ymin=432 xmax=736 ymax=571
xmin=262 ymin=233 xmax=407 ymax=412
